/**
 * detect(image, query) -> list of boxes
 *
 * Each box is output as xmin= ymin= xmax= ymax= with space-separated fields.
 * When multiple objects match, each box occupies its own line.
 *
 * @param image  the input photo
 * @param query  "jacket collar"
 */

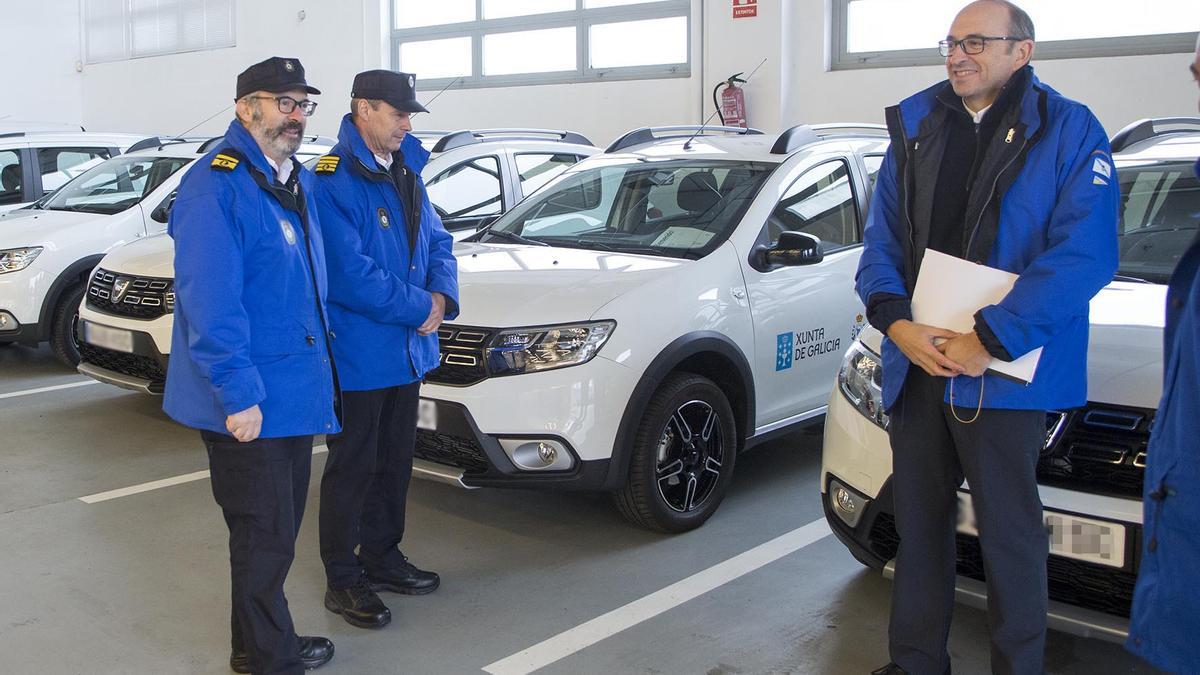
xmin=335 ymin=113 xmax=432 ymax=175
xmin=898 ymin=65 xmax=1044 ymax=141
xmin=222 ymin=119 xmax=288 ymax=183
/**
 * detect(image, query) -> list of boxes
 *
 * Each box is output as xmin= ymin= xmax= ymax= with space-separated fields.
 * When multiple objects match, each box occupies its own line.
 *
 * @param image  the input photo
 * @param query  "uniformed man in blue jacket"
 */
xmin=856 ymin=2 xmax=1118 ymax=673
xmin=164 ymin=57 xmax=339 ymax=674
xmin=1126 ymin=35 xmax=1200 ymax=675
xmin=313 ymin=70 xmax=458 ymax=629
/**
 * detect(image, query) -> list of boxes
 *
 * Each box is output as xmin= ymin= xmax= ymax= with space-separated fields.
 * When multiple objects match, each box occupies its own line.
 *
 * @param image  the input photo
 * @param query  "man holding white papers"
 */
xmin=855 ymin=2 xmax=1118 ymax=673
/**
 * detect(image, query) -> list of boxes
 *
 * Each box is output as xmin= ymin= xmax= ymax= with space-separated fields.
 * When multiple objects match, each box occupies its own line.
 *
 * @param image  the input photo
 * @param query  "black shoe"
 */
xmin=324 ymin=576 xmax=392 ymax=629
xmin=365 ymin=555 xmax=440 ymax=595
xmin=229 ymin=635 xmax=334 ymax=673
xmin=871 ymin=665 xmax=907 ymax=675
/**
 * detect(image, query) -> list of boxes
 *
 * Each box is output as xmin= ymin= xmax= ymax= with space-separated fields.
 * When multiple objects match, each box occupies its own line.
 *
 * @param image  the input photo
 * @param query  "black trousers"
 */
xmin=887 ymin=370 xmax=1048 ymax=675
xmin=202 ymin=431 xmax=313 ymax=675
xmin=319 ymin=382 xmax=420 ymax=589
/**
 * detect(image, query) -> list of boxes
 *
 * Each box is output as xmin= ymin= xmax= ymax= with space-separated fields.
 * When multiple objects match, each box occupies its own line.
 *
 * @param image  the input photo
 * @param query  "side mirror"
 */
xmin=151 ymin=193 xmax=176 ymax=224
xmin=754 ymin=231 xmax=824 ymax=269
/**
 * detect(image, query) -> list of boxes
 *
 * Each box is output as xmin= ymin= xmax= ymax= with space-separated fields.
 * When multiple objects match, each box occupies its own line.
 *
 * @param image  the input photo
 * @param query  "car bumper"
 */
xmin=75 ymin=313 xmax=170 ymax=394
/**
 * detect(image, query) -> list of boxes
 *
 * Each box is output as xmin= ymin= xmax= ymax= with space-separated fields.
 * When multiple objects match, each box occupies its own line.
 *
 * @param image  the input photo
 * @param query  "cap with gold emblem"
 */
xmin=235 ymin=56 xmax=321 ymax=101
xmin=351 ymin=69 xmax=428 ymax=114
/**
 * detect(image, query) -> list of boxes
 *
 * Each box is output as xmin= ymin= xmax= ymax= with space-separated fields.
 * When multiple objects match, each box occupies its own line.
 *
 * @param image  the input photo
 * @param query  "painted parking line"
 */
xmin=482 ymin=517 xmax=833 ymax=675
xmin=78 ymin=444 xmax=329 ymax=504
xmin=0 ymin=380 xmax=100 ymax=401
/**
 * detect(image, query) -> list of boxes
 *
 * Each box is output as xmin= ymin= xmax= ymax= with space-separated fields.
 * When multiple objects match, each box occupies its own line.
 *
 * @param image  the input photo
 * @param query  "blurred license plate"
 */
xmin=84 ymin=322 xmax=133 ymax=353
xmin=957 ymin=492 xmax=1125 ymax=568
xmin=416 ymin=399 xmax=437 ymax=431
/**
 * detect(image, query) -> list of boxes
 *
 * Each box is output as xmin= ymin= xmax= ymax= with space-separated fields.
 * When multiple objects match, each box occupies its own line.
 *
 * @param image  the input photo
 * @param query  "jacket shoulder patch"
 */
xmin=211 ymin=153 xmax=240 ymax=171
xmin=314 ymin=155 xmax=340 ymax=175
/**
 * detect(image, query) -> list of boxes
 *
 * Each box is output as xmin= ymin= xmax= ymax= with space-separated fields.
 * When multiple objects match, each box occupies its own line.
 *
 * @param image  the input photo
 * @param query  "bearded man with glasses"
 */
xmin=856 ymin=1 xmax=1119 ymax=673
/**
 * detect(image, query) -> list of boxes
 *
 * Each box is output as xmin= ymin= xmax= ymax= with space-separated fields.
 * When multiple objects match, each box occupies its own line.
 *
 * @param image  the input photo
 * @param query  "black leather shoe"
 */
xmin=324 ymin=577 xmax=392 ymax=629
xmin=229 ymin=635 xmax=335 ymax=673
xmin=365 ymin=555 xmax=440 ymax=595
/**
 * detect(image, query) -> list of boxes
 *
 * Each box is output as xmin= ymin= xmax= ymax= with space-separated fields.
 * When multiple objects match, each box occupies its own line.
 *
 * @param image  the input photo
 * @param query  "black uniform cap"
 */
xmin=351 ymin=70 xmax=428 ymax=113
xmin=235 ymin=57 xmax=321 ymax=101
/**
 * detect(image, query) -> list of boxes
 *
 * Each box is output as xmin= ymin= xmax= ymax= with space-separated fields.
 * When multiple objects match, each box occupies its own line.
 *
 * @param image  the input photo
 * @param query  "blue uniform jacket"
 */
xmin=313 ymin=114 xmax=459 ymax=391
xmin=856 ymin=68 xmax=1119 ymax=411
xmin=1126 ymin=158 xmax=1200 ymax=673
xmin=163 ymin=119 xmax=340 ymax=437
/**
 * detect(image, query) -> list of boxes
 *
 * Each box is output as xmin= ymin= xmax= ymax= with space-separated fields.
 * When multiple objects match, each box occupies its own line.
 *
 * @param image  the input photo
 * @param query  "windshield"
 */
xmin=42 ymin=155 xmax=192 ymax=215
xmin=480 ymin=159 xmax=776 ymax=259
xmin=1117 ymin=160 xmax=1199 ymax=284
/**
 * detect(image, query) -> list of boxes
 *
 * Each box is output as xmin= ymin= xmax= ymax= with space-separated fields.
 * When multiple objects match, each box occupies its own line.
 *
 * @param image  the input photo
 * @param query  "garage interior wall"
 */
xmin=2 ymin=0 xmax=1195 ymax=145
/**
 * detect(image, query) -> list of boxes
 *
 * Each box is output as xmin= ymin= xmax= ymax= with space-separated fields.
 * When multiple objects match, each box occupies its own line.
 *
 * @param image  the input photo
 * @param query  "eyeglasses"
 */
xmin=938 ymin=36 xmax=1024 ymax=57
xmin=248 ymin=95 xmax=318 ymax=117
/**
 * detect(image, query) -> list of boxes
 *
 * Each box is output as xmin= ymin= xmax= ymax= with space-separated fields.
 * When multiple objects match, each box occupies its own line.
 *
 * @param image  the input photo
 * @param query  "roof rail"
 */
xmin=1111 ymin=117 xmax=1200 ymax=154
xmin=197 ymin=135 xmax=228 ymax=153
xmin=605 ymin=125 xmax=764 ymax=154
xmin=432 ymin=128 xmax=594 ymax=153
xmin=126 ymin=136 xmax=214 ymax=153
xmin=770 ymin=123 xmax=888 ymax=154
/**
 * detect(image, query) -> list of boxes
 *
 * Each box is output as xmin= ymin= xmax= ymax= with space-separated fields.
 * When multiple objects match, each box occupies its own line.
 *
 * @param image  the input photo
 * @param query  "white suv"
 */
xmin=413 ymin=123 xmax=887 ymax=532
xmin=820 ymin=118 xmax=1200 ymax=641
xmin=0 ymin=130 xmax=147 ymax=213
xmin=75 ymin=129 xmax=598 ymax=391
xmin=0 ymin=136 xmax=331 ymax=366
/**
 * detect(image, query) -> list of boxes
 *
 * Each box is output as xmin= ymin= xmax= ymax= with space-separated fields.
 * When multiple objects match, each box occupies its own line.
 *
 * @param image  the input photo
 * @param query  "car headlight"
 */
xmin=486 ymin=321 xmax=616 ymax=376
xmin=0 ymin=247 xmax=44 ymax=274
xmin=838 ymin=340 xmax=889 ymax=430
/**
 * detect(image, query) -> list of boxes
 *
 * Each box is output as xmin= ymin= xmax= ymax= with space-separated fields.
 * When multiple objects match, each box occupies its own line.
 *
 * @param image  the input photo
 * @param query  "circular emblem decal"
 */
xmin=408 ymin=75 xmax=415 ymax=88
xmin=284 ymin=60 xmax=295 ymax=72
xmin=378 ymin=208 xmax=390 ymax=229
xmin=280 ymin=219 xmax=297 ymax=245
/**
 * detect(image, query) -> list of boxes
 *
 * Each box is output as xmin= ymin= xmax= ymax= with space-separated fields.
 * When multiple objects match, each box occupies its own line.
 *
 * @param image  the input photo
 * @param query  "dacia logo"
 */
xmin=112 ymin=277 xmax=132 ymax=303
xmin=775 ymin=332 xmax=793 ymax=371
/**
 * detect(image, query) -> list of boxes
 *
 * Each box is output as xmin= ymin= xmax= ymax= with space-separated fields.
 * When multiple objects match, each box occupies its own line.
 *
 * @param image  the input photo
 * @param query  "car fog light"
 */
xmin=537 ymin=442 xmax=558 ymax=464
xmin=828 ymin=478 xmax=869 ymax=529
xmin=0 ymin=311 xmax=16 ymax=332
xmin=498 ymin=438 xmax=574 ymax=472
xmin=835 ymin=487 xmax=856 ymax=514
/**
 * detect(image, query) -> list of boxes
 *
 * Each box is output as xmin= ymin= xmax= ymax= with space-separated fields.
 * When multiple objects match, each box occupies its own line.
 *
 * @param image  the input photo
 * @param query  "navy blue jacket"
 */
xmin=856 ymin=67 xmax=1119 ymax=410
xmin=163 ymin=120 xmax=340 ymax=437
xmin=313 ymin=114 xmax=459 ymax=391
xmin=1127 ymin=157 xmax=1200 ymax=673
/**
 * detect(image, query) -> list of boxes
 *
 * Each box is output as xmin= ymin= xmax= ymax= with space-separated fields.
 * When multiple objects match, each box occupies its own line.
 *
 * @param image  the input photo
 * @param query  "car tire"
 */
xmin=614 ymin=373 xmax=737 ymax=533
xmin=50 ymin=283 xmax=86 ymax=367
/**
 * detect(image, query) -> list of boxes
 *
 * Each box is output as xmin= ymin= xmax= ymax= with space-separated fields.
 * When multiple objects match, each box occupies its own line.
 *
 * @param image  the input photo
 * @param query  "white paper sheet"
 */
xmin=911 ymin=249 xmax=1041 ymax=383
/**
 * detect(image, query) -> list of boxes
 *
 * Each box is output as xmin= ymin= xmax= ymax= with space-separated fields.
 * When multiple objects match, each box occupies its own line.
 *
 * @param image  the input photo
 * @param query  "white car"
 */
xmin=820 ymin=118 xmax=1200 ymax=641
xmin=0 ymin=135 xmax=331 ymax=365
xmin=76 ymin=129 xmax=598 ymax=391
xmin=0 ymin=130 xmax=147 ymax=213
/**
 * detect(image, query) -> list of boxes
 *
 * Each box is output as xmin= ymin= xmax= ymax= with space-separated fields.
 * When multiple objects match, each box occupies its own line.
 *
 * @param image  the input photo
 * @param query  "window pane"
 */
xmin=591 ymin=16 xmax=687 ymax=68
xmin=427 ymin=156 xmax=503 ymax=218
xmin=399 ymin=37 xmax=472 ymax=79
xmin=863 ymin=155 xmax=884 ymax=191
xmin=38 ymin=147 xmax=112 ymax=193
xmin=769 ymin=161 xmax=859 ymax=251
xmin=43 ymin=156 xmax=191 ymax=216
xmin=483 ymin=0 xmax=573 ymax=19
xmin=585 ymin=0 xmax=659 ymax=7
xmin=1117 ymin=161 xmax=1200 ymax=283
xmin=394 ymin=0 xmax=474 ymax=29
xmin=0 ymin=150 xmax=24 ymax=205
xmin=483 ymin=27 xmax=575 ymax=76
xmin=516 ymin=153 xmax=579 ymax=196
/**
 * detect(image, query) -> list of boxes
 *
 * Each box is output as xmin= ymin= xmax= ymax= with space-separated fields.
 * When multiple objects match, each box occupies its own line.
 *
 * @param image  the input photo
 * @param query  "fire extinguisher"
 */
xmin=714 ymin=72 xmax=749 ymax=128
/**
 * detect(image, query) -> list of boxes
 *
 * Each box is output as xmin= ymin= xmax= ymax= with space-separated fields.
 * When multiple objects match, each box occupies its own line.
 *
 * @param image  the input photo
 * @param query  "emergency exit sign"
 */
xmin=733 ymin=0 xmax=757 ymax=19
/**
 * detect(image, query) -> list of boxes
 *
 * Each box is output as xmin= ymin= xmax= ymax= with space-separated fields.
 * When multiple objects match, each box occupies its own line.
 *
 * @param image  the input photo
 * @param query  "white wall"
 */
xmin=0 ymin=0 xmax=84 ymax=127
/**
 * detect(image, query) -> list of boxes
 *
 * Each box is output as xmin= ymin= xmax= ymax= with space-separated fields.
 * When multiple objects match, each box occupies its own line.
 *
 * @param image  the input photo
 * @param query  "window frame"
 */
xmin=829 ymin=0 xmax=1199 ymax=70
xmin=390 ymin=0 xmax=691 ymax=89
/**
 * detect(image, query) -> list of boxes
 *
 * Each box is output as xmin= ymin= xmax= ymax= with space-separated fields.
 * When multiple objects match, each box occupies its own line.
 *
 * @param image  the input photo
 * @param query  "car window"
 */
xmin=1117 ymin=160 xmax=1199 ymax=283
xmin=767 ymin=159 xmax=860 ymax=252
xmin=515 ymin=153 xmax=580 ymax=196
xmin=0 ymin=149 xmax=23 ymax=205
xmin=42 ymin=155 xmax=192 ymax=215
xmin=863 ymin=155 xmax=885 ymax=191
xmin=427 ymin=155 xmax=503 ymax=219
xmin=37 ymin=147 xmax=112 ymax=193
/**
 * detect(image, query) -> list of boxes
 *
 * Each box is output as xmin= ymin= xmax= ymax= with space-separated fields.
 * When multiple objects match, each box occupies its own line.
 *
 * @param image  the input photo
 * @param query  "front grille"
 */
xmin=86 ymin=268 xmax=174 ymax=320
xmin=865 ymin=513 xmax=1138 ymax=618
xmin=413 ymin=430 xmax=489 ymax=474
xmin=79 ymin=342 xmax=166 ymax=392
xmin=424 ymin=324 xmax=494 ymax=387
xmin=1037 ymin=404 xmax=1152 ymax=499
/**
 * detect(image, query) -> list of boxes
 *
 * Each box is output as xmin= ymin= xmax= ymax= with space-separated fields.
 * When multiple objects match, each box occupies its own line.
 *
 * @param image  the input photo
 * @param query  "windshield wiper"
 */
xmin=482 ymin=229 xmax=548 ymax=247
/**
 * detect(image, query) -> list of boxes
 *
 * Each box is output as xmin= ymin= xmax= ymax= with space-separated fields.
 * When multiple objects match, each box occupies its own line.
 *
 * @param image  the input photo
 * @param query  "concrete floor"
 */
xmin=0 ymin=343 xmax=1162 ymax=674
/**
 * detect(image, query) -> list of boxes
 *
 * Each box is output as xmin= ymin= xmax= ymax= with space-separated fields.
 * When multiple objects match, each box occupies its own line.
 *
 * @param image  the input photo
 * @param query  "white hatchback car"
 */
xmin=820 ymin=117 xmax=1200 ymax=641
xmin=0 ymin=130 xmax=148 ymax=213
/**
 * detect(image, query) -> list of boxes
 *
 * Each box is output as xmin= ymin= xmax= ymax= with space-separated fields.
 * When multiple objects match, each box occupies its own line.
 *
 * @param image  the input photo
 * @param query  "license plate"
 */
xmin=84 ymin=322 xmax=134 ymax=353
xmin=957 ymin=492 xmax=1126 ymax=568
xmin=416 ymin=398 xmax=437 ymax=431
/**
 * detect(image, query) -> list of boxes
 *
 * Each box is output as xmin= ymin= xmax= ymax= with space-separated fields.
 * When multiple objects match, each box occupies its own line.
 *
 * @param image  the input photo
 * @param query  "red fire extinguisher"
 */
xmin=714 ymin=72 xmax=749 ymax=128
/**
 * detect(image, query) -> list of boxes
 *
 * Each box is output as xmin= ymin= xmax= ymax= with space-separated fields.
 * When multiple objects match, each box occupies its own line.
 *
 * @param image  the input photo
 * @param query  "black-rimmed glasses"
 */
xmin=938 ymin=36 xmax=1024 ymax=57
xmin=248 ymin=95 xmax=318 ymax=117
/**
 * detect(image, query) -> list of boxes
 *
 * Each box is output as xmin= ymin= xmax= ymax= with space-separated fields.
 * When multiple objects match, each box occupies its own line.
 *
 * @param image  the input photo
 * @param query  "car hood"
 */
xmin=97 ymin=232 xmax=175 ymax=277
xmin=0 ymin=208 xmax=105 ymax=247
xmin=1086 ymin=280 xmax=1166 ymax=408
xmin=452 ymin=241 xmax=685 ymax=326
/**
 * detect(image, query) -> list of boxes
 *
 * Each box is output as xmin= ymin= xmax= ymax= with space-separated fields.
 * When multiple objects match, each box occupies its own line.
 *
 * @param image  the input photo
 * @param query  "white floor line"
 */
xmin=78 ymin=444 xmax=329 ymax=504
xmin=482 ymin=517 xmax=833 ymax=675
xmin=0 ymin=380 xmax=99 ymax=401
